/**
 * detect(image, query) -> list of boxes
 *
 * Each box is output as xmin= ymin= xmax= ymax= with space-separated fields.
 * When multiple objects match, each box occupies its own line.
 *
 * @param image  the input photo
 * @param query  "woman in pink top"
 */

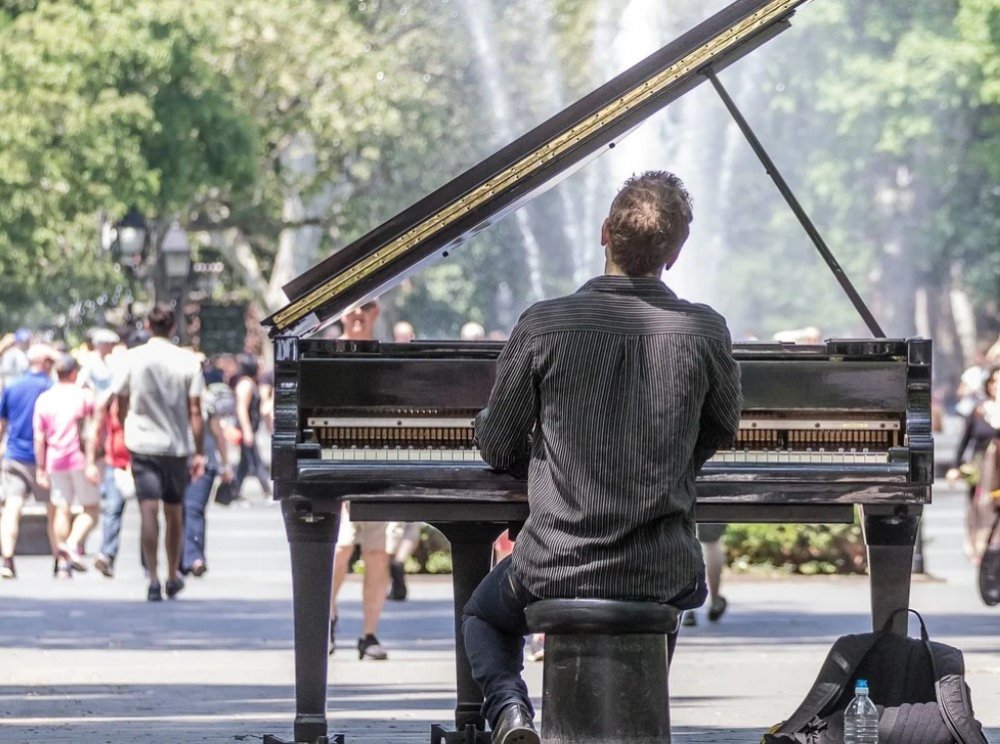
xmin=32 ymin=354 xmax=99 ymax=578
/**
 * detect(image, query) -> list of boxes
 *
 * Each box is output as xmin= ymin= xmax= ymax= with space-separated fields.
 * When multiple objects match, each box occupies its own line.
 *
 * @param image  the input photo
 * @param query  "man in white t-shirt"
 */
xmin=110 ymin=304 xmax=204 ymax=602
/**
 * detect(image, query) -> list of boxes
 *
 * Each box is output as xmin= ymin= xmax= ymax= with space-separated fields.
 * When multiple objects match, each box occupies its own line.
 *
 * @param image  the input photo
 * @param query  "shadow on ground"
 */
xmin=3 ymin=593 xmax=997 ymax=653
xmin=0 ymin=597 xmax=451 ymax=652
xmin=1 ymin=682 xmax=996 ymax=744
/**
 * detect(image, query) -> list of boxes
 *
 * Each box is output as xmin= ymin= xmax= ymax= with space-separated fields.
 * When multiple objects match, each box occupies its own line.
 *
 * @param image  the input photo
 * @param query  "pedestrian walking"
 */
xmin=181 ymin=379 xmax=235 ymax=577
xmin=0 ymin=344 xmax=57 ymax=579
xmin=77 ymin=328 xmax=120 ymax=396
xmin=329 ymin=301 xmax=392 ymax=660
xmin=232 ymin=354 xmax=271 ymax=500
xmin=92 ymin=329 xmax=148 ymax=578
xmin=109 ymin=304 xmax=205 ymax=601
xmin=0 ymin=328 xmax=32 ymax=392
xmin=32 ymin=354 xmax=101 ymax=577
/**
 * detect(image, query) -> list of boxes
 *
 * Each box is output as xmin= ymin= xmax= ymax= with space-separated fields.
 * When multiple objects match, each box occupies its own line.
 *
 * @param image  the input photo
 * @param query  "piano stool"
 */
xmin=524 ymin=599 xmax=680 ymax=744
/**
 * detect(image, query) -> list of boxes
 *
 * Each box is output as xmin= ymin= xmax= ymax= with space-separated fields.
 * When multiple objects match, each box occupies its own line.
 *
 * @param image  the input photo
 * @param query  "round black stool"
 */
xmin=524 ymin=599 xmax=679 ymax=744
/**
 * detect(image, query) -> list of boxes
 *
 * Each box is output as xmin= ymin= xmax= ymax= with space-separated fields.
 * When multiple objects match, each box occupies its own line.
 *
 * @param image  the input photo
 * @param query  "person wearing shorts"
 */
xmin=682 ymin=523 xmax=729 ymax=627
xmin=0 ymin=344 xmax=56 ymax=579
xmin=327 ymin=299 xmax=393 ymax=660
xmin=33 ymin=353 xmax=101 ymax=578
xmin=110 ymin=304 xmax=205 ymax=601
xmin=330 ymin=501 xmax=392 ymax=660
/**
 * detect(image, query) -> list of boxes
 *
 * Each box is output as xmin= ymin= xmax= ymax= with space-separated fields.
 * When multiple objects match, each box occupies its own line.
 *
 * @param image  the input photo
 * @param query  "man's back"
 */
xmin=117 ymin=337 xmax=203 ymax=457
xmin=33 ymin=383 xmax=93 ymax=473
xmin=0 ymin=371 xmax=52 ymax=463
xmin=476 ymin=275 xmax=741 ymax=602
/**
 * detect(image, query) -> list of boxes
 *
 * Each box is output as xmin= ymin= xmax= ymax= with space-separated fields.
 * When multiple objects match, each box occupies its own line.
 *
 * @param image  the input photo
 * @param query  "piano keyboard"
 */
xmin=319 ymin=447 xmax=890 ymax=465
xmin=307 ymin=415 xmax=902 ymax=455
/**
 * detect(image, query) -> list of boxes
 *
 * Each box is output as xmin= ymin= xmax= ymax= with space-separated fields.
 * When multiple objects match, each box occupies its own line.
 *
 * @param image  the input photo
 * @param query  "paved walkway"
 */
xmin=0 ymin=481 xmax=997 ymax=743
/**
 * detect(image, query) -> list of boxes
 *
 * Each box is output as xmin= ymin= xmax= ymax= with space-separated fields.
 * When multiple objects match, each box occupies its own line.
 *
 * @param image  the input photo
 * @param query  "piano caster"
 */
xmin=430 ymin=723 xmax=491 ymax=744
xmin=263 ymin=735 xmax=344 ymax=744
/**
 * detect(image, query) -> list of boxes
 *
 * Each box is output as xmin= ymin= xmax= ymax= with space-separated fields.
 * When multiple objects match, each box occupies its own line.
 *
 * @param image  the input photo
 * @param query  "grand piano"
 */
xmin=262 ymin=1 xmax=934 ymax=743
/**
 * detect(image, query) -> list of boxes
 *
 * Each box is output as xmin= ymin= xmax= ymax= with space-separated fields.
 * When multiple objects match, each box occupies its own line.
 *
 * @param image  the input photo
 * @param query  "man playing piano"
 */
xmin=463 ymin=170 xmax=742 ymax=743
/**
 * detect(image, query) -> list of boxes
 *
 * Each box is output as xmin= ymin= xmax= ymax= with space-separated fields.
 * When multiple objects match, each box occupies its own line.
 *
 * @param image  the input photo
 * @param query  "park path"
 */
xmin=0 ymin=480 xmax=997 ymax=743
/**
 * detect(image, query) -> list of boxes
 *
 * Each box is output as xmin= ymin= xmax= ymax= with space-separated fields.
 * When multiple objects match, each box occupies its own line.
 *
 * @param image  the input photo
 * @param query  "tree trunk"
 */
xmin=267 ymin=133 xmax=344 ymax=310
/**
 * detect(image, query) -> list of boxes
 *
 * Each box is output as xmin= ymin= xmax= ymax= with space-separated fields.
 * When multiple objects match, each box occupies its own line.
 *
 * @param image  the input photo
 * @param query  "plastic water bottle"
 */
xmin=844 ymin=679 xmax=879 ymax=744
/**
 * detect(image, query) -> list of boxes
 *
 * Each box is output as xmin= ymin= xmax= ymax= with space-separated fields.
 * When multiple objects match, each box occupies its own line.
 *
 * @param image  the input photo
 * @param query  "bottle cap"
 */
xmin=855 ymin=679 xmax=869 ymax=692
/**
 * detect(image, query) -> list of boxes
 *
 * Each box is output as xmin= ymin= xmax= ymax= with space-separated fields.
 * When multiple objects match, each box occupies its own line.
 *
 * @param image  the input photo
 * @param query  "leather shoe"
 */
xmin=491 ymin=702 xmax=538 ymax=744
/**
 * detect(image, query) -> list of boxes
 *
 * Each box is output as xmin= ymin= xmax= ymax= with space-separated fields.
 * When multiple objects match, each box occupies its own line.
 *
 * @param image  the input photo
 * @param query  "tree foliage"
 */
xmin=0 ymin=0 xmax=997 ymax=362
xmin=0 ymin=0 xmax=254 ymax=326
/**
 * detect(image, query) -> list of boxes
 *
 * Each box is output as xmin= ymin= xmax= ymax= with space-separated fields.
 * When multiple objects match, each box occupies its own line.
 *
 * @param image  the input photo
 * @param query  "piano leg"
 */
xmin=430 ymin=522 xmax=508 ymax=744
xmin=861 ymin=504 xmax=922 ymax=636
xmin=269 ymin=497 xmax=343 ymax=744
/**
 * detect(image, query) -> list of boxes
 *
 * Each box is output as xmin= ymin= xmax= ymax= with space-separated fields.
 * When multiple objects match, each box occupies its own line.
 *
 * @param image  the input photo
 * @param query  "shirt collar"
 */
xmin=578 ymin=274 xmax=677 ymax=299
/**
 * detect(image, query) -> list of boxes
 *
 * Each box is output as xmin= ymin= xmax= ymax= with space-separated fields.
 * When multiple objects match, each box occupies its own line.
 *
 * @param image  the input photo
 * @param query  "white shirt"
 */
xmin=110 ymin=337 xmax=204 ymax=457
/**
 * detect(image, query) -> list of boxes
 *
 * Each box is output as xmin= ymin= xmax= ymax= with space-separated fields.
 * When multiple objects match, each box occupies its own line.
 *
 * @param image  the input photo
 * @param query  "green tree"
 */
xmin=719 ymin=0 xmax=1000 ymax=383
xmin=0 ymin=0 xmax=255 ymax=329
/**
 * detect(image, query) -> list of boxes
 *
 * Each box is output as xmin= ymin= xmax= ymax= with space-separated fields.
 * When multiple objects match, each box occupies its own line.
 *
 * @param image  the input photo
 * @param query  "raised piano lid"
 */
xmin=263 ymin=0 xmax=811 ymax=338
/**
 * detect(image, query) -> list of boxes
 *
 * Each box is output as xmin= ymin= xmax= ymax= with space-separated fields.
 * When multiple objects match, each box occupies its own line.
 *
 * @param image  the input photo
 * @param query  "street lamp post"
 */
xmin=101 ymin=207 xmax=149 ymax=325
xmin=160 ymin=222 xmax=191 ymax=344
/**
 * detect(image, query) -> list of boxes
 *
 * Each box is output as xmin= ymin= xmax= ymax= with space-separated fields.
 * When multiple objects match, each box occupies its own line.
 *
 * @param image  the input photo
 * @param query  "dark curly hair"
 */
xmin=146 ymin=303 xmax=175 ymax=338
xmin=605 ymin=171 xmax=693 ymax=276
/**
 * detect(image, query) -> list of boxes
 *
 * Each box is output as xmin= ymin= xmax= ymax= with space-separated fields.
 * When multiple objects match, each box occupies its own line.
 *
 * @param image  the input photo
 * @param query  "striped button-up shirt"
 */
xmin=475 ymin=274 xmax=742 ymax=602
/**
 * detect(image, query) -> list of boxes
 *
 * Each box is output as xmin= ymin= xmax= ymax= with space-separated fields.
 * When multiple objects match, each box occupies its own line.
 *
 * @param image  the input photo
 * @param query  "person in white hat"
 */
xmin=78 ymin=328 xmax=121 ymax=398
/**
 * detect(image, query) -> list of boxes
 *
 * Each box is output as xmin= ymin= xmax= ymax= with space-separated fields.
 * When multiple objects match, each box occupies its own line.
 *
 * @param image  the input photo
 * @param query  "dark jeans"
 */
xmin=99 ymin=466 xmax=126 ymax=559
xmin=462 ymin=557 xmax=706 ymax=730
xmin=182 ymin=468 xmax=216 ymax=571
xmin=235 ymin=442 xmax=270 ymax=498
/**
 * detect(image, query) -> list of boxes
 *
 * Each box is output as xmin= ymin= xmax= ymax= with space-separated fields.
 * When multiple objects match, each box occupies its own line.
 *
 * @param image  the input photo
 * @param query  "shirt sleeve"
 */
xmin=108 ymin=357 xmax=130 ymax=397
xmin=188 ymin=364 xmax=205 ymax=399
xmin=474 ymin=313 xmax=538 ymax=477
xmin=694 ymin=326 xmax=742 ymax=470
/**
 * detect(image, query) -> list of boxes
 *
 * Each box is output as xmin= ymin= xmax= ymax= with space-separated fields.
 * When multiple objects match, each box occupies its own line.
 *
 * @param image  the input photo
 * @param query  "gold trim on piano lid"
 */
xmin=270 ymin=0 xmax=799 ymax=333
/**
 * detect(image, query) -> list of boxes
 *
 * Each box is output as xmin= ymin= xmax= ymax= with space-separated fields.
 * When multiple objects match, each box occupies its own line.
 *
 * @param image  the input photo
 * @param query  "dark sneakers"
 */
xmin=148 ymin=582 xmax=163 ymax=602
xmin=707 ymin=595 xmax=728 ymax=622
xmin=165 ymin=577 xmax=185 ymax=599
xmin=491 ymin=702 xmax=539 ymax=744
xmin=0 ymin=557 xmax=15 ymax=579
xmin=357 ymin=634 xmax=388 ymax=660
xmin=387 ymin=560 xmax=408 ymax=601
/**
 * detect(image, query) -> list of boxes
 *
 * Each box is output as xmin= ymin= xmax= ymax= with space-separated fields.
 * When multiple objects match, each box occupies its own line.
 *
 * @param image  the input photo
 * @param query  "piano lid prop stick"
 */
xmin=703 ymin=66 xmax=886 ymax=339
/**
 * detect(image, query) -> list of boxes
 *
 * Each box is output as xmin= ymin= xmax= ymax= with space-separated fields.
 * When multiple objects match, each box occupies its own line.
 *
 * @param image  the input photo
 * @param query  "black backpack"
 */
xmin=762 ymin=610 xmax=989 ymax=744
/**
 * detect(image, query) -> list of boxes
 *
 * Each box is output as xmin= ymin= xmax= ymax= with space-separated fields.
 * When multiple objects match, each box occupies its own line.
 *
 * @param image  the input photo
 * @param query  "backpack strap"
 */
xmin=923 ymin=634 xmax=990 ymax=744
xmin=935 ymin=674 xmax=989 ymax=744
xmin=878 ymin=607 xmax=930 ymax=641
xmin=775 ymin=632 xmax=880 ymax=734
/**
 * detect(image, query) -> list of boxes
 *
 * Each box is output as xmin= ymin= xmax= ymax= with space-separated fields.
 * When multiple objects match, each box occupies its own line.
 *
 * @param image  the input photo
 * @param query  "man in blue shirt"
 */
xmin=0 ymin=344 xmax=57 ymax=579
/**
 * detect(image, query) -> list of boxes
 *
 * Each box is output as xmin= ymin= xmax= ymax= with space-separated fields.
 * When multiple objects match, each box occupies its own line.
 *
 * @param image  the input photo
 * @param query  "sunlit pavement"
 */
xmin=0 ymin=480 xmax=997 ymax=743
